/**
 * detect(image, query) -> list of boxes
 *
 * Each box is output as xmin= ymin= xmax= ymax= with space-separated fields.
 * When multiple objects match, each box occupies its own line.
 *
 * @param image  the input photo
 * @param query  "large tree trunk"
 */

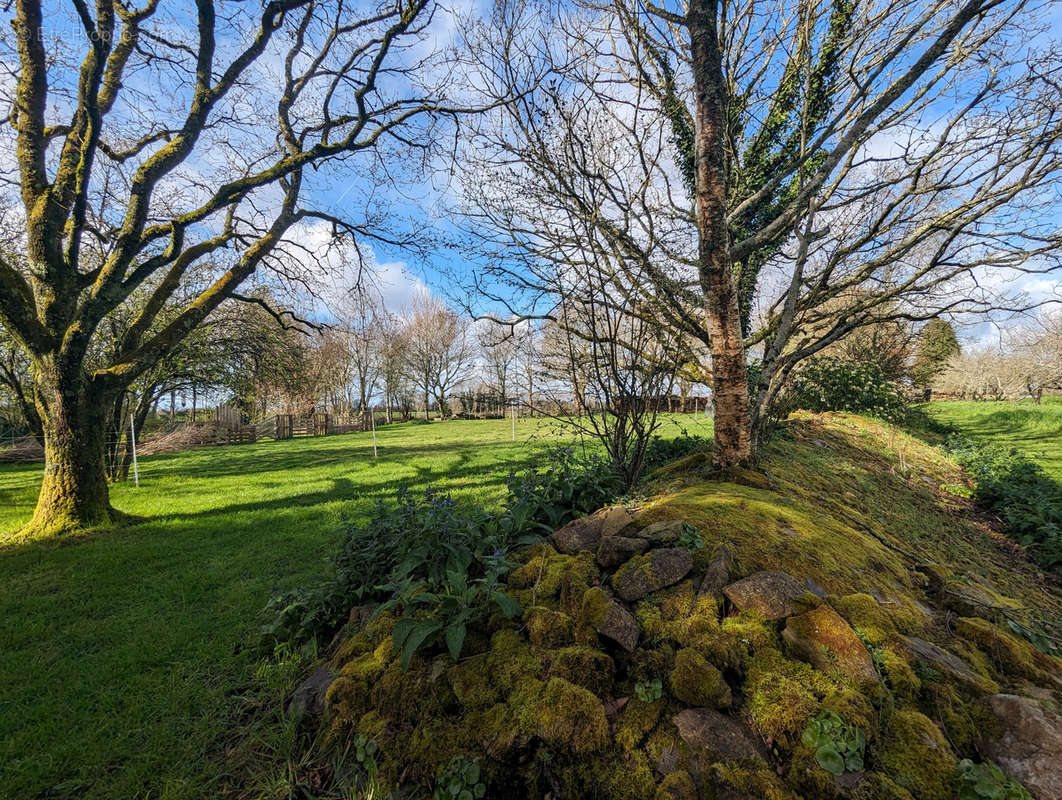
xmin=689 ymin=0 xmax=752 ymax=467
xmin=24 ymin=364 xmax=117 ymax=535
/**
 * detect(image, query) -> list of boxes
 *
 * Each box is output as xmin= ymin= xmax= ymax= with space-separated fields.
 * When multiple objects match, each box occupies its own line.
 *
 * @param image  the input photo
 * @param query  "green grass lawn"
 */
xmin=926 ymin=397 xmax=1062 ymax=480
xmin=0 ymin=414 xmax=712 ymax=800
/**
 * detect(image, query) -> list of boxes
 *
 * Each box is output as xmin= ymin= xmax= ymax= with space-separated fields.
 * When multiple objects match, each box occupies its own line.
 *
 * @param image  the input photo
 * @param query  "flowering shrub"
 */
xmin=786 ymin=357 xmax=910 ymax=424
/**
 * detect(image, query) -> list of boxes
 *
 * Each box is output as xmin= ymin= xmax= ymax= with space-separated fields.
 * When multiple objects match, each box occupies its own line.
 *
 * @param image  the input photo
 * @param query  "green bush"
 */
xmin=787 ymin=358 xmax=909 ymax=423
xmin=944 ymin=435 xmax=1062 ymax=571
xmin=642 ymin=430 xmax=710 ymax=471
xmin=506 ymin=446 xmax=623 ymax=528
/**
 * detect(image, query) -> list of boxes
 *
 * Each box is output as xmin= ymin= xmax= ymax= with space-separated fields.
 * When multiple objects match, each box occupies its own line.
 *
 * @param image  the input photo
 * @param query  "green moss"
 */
xmin=485 ymin=628 xmax=541 ymax=696
xmin=669 ymin=647 xmax=731 ymax=708
xmin=580 ymin=586 xmax=612 ymax=628
xmin=655 ymin=770 xmax=697 ymax=800
xmin=745 ymin=648 xmax=839 ymax=748
xmin=542 ymin=646 xmax=614 ymax=696
xmin=955 ymin=616 xmax=1061 ymax=684
xmin=559 ymin=552 xmax=601 ymax=616
xmin=833 ymin=592 xmax=926 ymax=639
xmin=879 ymin=646 xmax=921 ymax=702
xmin=524 ymin=606 xmax=575 ymax=649
xmin=527 ymin=677 xmax=609 ymax=754
xmin=613 ymin=698 xmax=662 ymax=752
xmin=848 ymin=772 xmax=917 ymax=800
xmin=876 ymin=709 xmax=957 ymax=800
xmin=711 ymin=762 xmax=800 ymax=800
xmin=337 ymin=638 xmax=391 ymax=683
xmin=447 ymin=653 xmax=499 ymax=708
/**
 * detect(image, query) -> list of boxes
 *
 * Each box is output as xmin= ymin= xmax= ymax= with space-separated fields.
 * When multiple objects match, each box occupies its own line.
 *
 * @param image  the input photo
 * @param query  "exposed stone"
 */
xmin=804 ymin=577 xmax=827 ymax=600
xmin=552 ymin=516 xmax=604 ymax=554
xmin=898 ymin=635 xmax=998 ymax=692
xmin=782 ymin=604 xmax=880 ymax=687
xmin=673 ymin=707 xmax=767 ymax=765
xmin=698 ymin=543 xmax=734 ymax=595
xmin=723 ymin=571 xmax=806 ymax=620
xmin=669 ymin=647 xmax=732 ymax=708
xmin=288 ymin=665 xmax=334 ymax=718
xmin=597 ymin=535 xmax=650 ymax=570
xmin=613 ymin=548 xmax=694 ymax=602
xmin=982 ymin=693 xmax=1062 ymax=800
xmin=640 ymin=519 xmax=685 ymax=545
xmin=599 ymin=505 xmax=636 ymax=538
xmin=583 ymin=588 xmax=640 ymax=652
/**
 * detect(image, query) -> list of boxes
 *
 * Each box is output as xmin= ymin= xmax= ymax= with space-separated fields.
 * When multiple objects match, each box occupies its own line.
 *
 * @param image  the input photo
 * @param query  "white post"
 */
xmin=371 ymin=405 xmax=378 ymax=458
xmin=129 ymin=412 xmax=140 ymax=488
xmin=511 ymin=401 xmax=516 ymax=441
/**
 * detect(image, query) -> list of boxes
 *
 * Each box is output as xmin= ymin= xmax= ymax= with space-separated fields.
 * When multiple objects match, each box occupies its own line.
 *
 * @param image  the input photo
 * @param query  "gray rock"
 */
xmin=552 ymin=516 xmax=604 ymax=554
xmin=288 ymin=665 xmax=334 ymax=718
xmin=804 ymin=577 xmax=828 ymax=600
xmin=599 ymin=505 xmax=636 ymax=539
xmin=699 ymin=544 xmax=734 ymax=595
xmin=982 ymin=693 xmax=1062 ymax=800
xmin=898 ymin=635 xmax=994 ymax=691
xmin=782 ymin=604 xmax=880 ymax=687
xmin=596 ymin=598 xmax=640 ymax=652
xmin=673 ymin=708 xmax=767 ymax=765
xmin=613 ymin=547 xmax=693 ymax=602
xmin=640 ymin=519 xmax=685 ymax=545
xmin=723 ymin=571 xmax=806 ymax=620
xmin=597 ymin=535 xmax=649 ymax=570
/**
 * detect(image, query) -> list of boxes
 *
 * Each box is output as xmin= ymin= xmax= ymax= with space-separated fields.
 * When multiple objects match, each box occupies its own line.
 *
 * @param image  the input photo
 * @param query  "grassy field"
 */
xmin=926 ymin=397 xmax=1062 ymax=479
xmin=0 ymin=414 xmax=712 ymax=800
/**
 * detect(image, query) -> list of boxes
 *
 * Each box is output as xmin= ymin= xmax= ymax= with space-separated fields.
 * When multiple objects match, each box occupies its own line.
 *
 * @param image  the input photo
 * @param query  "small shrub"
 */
xmin=506 ymin=446 xmax=623 ymax=528
xmin=677 ymin=522 xmax=704 ymax=552
xmin=642 ymin=431 xmax=710 ymax=471
xmin=956 ymin=759 xmax=1034 ymax=800
xmin=786 ymin=358 xmax=909 ymax=424
xmin=801 ymin=710 xmax=865 ymax=775
xmin=944 ymin=435 xmax=1062 ymax=571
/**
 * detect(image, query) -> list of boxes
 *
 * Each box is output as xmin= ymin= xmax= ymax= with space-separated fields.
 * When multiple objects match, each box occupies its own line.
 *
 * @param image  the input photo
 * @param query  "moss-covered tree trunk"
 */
xmin=24 ymin=361 xmax=116 ymax=536
xmin=689 ymin=0 xmax=753 ymax=467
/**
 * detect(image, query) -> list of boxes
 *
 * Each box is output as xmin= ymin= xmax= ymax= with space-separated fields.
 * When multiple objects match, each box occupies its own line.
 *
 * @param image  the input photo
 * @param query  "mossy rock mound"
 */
xmin=314 ymin=414 xmax=1062 ymax=799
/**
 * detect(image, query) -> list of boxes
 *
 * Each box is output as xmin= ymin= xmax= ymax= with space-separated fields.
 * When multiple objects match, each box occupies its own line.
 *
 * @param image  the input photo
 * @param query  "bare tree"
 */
xmin=457 ymin=0 xmax=1062 ymax=466
xmin=403 ymin=294 xmax=473 ymax=419
xmin=0 ymin=0 xmax=465 ymax=533
xmin=479 ymin=321 xmax=521 ymax=410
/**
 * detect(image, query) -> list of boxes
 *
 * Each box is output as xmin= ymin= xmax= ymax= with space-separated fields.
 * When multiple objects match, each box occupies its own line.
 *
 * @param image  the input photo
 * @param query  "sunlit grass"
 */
xmin=926 ymin=397 xmax=1062 ymax=480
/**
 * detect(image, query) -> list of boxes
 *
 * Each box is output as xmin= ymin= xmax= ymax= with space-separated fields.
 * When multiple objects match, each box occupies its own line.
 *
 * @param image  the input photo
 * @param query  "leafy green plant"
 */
xmin=945 ymin=435 xmax=1062 ymax=572
xmin=353 ymin=734 xmax=379 ymax=782
xmin=506 ymin=447 xmax=623 ymax=528
xmin=262 ymin=486 xmax=540 ymax=651
xmin=801 ymin=710 xmax=865 ymax=776
xmin=956 ymin=759 xmax=1034 ymax=800
xmin=634 ymin=678 xmax=663 ymax=703
xmin=786 ymin=357 xmax=910 ymax=424
xmin=434 ymin=756 xmax=486 ymax=800
xmin=677 ymin=522 xmax=704 ymax=552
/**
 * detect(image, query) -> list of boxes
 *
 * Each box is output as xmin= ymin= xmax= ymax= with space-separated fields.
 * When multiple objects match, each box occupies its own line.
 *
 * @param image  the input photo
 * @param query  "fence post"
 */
xmin=371 ymin=406 xmax=378 ymax=458
xmin=129 ymin=412 xmax=140 ymax=488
